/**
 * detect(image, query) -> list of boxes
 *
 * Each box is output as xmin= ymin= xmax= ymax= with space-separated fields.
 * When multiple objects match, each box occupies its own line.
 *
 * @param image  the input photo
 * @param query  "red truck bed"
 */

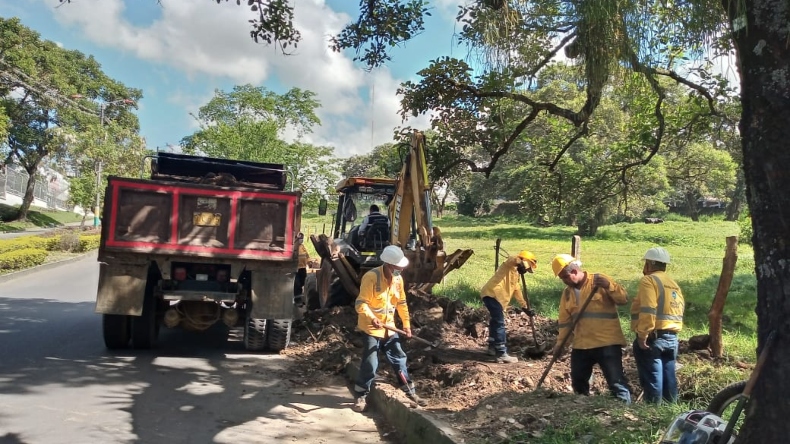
xmin=101 ymin=177 xmax=300 ymax=261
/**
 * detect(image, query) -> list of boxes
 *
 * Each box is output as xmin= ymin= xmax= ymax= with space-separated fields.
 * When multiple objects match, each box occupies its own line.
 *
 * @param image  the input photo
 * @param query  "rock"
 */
xmin=688 ymin=334 xmax=711 ymax=351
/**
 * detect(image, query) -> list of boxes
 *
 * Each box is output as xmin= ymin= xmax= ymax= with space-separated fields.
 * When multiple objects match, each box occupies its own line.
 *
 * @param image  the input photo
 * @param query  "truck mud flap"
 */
xmin=95 ymin=262 xmax=149 ymax=316
xmin=250 ymin=269 xmax=295 ymax=319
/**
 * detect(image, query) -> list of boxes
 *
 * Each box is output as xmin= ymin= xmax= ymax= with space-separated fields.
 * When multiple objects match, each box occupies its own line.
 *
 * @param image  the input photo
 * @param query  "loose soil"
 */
xmin=283 ymin=291 xmax=726 ymax=443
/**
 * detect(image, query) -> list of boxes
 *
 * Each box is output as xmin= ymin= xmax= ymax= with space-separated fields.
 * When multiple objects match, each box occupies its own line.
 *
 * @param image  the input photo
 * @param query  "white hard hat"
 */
xmin=643 ymin=246 xmax=671 ymax=264
xmin=380 ymin=245 xmax=409 ymax=268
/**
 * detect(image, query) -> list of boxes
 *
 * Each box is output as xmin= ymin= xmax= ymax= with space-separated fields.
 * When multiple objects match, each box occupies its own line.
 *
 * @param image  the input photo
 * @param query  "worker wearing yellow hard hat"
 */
xmin=551 ymin=253 xmax=632 ymax=403
xmin=480 ymin=250 xmax=537 ymax=363
xmin=630 ymin=246 xmax=684 ymax=404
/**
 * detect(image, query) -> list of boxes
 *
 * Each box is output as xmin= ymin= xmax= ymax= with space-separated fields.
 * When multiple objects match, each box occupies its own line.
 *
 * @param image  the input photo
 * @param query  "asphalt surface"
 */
xmin=0 ymin=253 xmax=396 ymax=444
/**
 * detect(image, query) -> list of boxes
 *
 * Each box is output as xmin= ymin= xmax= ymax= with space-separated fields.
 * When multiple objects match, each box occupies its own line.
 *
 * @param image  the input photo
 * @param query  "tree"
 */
xmin=0 ymin=17 xmax=141 ymax=221
xmin=181 ymin=85 xmax=336 ymax=208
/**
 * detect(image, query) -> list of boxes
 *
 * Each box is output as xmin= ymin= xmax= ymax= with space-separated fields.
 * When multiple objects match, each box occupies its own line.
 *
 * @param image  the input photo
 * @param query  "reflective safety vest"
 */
xmin=630 ymin=271 xmax=684 ymax=340
xmin=556 ymin=272 xmax=628 ymax=349
xmin=297 ymin=244 xmax=310 ymax=269
xmin=355 ymin=266 xmax=410 ymax=337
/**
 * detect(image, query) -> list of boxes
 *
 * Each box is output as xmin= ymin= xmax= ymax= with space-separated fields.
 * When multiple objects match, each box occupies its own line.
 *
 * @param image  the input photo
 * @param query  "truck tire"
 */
xmin=266 ymin=319 xmax=292 ymax=351
xmin=244 ymin=304 xmax=268 ymax=351
xmin=132 ymin=285 xmax=158 ymax=349
xmin=304 ymin=274 xmax=320 ymax=310
xmin=103 ymin=314 xmax=131 ymax=349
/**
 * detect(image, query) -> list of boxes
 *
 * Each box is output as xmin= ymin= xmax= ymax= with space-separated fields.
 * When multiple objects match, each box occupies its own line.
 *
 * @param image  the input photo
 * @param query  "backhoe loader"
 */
xmin=304 ymin=131 xmax=474 ymax=309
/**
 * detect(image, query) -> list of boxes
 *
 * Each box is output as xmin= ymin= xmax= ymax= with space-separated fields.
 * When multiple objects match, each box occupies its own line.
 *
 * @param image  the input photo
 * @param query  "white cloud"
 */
xmin=43 ymin=0 xmax=432 ymax=158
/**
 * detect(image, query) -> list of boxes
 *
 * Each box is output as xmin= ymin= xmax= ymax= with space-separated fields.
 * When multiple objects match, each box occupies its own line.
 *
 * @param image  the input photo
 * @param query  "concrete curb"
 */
xmin=345 ymin=361 xmax=465 ymax=444
xmin=0 ymin=251 xmax=95 ymax=284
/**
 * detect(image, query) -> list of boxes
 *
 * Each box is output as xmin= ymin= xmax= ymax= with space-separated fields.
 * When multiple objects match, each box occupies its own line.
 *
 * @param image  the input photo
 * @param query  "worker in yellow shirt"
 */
xmin=630 ymin=247 xmax=684 ymax=403
xmin=480 ymin=250 xmax=538 ymax=363
xmin=552 ymin=254 xmax=631 ymax=404
xmin=293 ymin=232 xmax=310 ymax=298
xmin=352 ymin=246 xmax=426 ymax=412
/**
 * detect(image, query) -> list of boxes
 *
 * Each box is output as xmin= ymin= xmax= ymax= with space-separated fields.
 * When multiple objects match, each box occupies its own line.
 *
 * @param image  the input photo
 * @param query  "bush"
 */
xmin=59 ymin=231 xmax=81 ymax=252
xmin=0 ymin=248 xmax=47 ymax=270
xmin=0 ymin=236 xmax=56 ymax=254
xmin=738 ymin=211 xmax=753 ymax=245
xmin=78 ymin=234 xmax=101 ymax=252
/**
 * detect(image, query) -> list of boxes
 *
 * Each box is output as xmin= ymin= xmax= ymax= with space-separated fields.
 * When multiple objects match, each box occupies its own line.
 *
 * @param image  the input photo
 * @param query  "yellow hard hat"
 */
xmin=551 ymin=254 xmax=578 ymax=276
xmin=517 ymin=250 xmax=537 ymax=270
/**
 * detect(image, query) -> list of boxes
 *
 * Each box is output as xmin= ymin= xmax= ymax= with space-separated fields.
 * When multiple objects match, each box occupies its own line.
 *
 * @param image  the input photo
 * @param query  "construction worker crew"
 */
xmin=352 ymin=245 xmax=426 ymax=412
xmin=552 ymin=254 xmax=632 ymax=404
xmin=480 ymin=250 xmax=538 ymax=363
xmin=631 ymin=247 xmax=684 ymax=404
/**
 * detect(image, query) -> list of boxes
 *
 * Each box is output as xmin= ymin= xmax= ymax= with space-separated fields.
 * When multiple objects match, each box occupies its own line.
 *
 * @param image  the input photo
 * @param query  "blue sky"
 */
xmin=0 ymin=0 xmax=464 ymax=158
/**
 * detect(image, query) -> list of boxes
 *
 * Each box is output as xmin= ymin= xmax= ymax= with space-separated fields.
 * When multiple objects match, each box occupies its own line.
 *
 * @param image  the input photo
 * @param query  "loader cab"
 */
xmin=331 ymin=177 xmax=397 ymax=254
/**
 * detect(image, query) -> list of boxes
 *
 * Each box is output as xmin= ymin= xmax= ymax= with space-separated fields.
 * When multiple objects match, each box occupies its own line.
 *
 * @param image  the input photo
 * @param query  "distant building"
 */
xmin=0 ymin=163 xmax=79 ymax=212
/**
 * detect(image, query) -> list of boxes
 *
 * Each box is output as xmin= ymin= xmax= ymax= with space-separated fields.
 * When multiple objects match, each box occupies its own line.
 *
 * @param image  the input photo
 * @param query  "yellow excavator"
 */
xmin=304 ymin=131 xmax=474 ymax=309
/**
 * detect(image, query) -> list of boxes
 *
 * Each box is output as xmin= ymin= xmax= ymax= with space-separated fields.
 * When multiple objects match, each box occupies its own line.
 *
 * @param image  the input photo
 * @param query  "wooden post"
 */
xmin=708 ymin=236 xmax=739 ymax=358
xmin=571 ymin=235 xmax=581 ymax=259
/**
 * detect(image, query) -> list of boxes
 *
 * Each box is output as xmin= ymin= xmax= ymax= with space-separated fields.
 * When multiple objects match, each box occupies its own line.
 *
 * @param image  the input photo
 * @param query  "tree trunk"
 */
xmin=684 ymin=190 xmax=700 ymax=221
xmin=726 ymin=1 xmax=790 ymax=441
xmin=725 ymin=171 xmax=745 ymax=221
xmin=707 ymin=236 xmax=738 ymax=358
xmin=15 ymin=165 xmax=40 ymax=221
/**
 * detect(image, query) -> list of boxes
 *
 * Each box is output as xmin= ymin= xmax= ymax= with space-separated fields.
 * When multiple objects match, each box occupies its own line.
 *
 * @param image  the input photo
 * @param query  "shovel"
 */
xmin=382 ymin=324 xmax=441 ymax=348
xmin=520 ymin=273 xmax=547 ymax=359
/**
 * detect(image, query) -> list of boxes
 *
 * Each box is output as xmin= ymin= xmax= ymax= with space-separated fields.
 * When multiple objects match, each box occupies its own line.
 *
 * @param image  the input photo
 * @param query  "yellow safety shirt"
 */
xmin=557 ymin=272 xmax=628 ymax=350
xmin=355 ymin=266 xmax=411 ymax=337
xmin=630 ymin=271 xmax=684 ymax=341
xmin=297 ymin=244 xmax=310 ymax=269
xmin=480 ymin=256 xmax=528 ymax=309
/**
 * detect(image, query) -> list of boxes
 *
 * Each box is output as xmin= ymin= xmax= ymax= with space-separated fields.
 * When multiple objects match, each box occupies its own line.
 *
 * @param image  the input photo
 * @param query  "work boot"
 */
xmin=486 ymin=344 xmax=496 ymax=356
xmin=407 ymin=391 xmax=428 ymax=407
xmin=352 ymin=395 xmax=367 ymax=413
xmin=495 ymin=352 xmax=519 ymax=364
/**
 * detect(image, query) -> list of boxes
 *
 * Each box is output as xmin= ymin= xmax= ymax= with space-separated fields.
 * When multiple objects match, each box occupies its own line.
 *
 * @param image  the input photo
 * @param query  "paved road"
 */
xmin=0 ymin=254 xmax=396 ymax=444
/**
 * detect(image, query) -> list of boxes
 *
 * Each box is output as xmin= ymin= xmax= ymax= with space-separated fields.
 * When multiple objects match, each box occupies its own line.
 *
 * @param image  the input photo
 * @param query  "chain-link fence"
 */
xmin=0 ymin=165 xmax=69 ymax=210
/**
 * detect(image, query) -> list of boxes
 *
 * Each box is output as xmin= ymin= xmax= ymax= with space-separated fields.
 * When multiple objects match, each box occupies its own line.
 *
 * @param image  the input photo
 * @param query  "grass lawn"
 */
xmin=0 ymin=203 xmax=85 ymax=232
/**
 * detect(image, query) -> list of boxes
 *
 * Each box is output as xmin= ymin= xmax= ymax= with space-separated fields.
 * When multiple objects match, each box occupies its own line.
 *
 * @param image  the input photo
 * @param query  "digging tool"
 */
xmin=382 ymin=324 xmax=441 ymax=348
xmin=719 ymin=329 xmax=777 ymax=443
xmin=535 ymin=285 xmax=600 ymax=390
xmin=520 ymin=273 xmax=547 ymax=359
xmin=495 ymin=238 xmax=501 ymax=271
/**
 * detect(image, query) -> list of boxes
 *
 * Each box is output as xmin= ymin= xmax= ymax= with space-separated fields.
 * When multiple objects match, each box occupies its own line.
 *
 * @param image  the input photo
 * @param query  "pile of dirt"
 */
xmin=283 ymin=291 xmax=713 ymax=442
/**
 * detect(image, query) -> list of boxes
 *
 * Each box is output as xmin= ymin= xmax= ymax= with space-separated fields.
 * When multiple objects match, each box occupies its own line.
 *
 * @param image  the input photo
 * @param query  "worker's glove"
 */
xmin=522 ymin=308 xmax=536 ymax=317
xmin=516 ymin=262 xmax=528 ymax=275
xmin=593 ymin=275 xmax=610 ymax=289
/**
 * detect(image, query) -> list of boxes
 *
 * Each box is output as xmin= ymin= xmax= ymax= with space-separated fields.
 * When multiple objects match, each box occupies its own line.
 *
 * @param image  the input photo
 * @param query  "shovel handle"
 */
xmin=520 ymin=274 xmax=540 ymax=348
xmin=535 ymin=285 xmax=600 ymax=390
xmin=381 ymin=324 xmax=436 ymax=347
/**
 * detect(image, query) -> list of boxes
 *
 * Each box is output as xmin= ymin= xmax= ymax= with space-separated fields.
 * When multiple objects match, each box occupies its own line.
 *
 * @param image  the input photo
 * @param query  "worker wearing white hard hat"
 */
xmin=630 ymin=246 xmax=685 ymax=404
xmin=352 ymin=246 xmax=425 ymax=413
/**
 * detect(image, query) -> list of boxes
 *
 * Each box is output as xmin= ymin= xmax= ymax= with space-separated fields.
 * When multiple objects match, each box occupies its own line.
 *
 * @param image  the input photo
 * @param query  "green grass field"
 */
xmin=0 ymin=203 xmax=84 ymax=231
xmin=300 ymin=213 xmax=757 ymax=443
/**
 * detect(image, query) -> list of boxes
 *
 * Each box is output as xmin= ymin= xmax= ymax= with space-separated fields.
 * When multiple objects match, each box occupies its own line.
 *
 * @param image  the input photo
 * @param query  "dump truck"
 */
xmin=95 ymin=152 xmax=300 ymax=352
xmin=304 ymin=131 xmax=474 ymax=309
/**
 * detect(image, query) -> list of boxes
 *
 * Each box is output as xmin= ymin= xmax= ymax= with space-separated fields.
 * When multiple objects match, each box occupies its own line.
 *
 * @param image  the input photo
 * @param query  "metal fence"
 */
xmin=0 ymin=165 xmax=69 ymax=210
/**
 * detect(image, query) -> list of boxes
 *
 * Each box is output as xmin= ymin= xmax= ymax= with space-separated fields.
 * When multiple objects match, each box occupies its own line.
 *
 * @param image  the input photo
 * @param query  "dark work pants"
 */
xmin=570 ymin=345 xmax=631 ymax=404
xmin=483 ymin=297 xmax=507 ymax=353
xmin=293 ymin=268 xmax=307 ymax=297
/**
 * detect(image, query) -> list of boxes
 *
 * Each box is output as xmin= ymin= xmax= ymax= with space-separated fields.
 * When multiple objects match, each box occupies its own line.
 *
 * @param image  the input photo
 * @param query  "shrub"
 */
xmin=58 ymin=231 xmax=81 ymax=252
xmin=0 ymin=248 xmax=47 ymax=270
xmin=0 ymin=236 xmax=56 ymax=254
xmin=78 ymin=234 xmax=101 ymax=252
xmin=738 ymin=211 xmax=753 ymax=245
